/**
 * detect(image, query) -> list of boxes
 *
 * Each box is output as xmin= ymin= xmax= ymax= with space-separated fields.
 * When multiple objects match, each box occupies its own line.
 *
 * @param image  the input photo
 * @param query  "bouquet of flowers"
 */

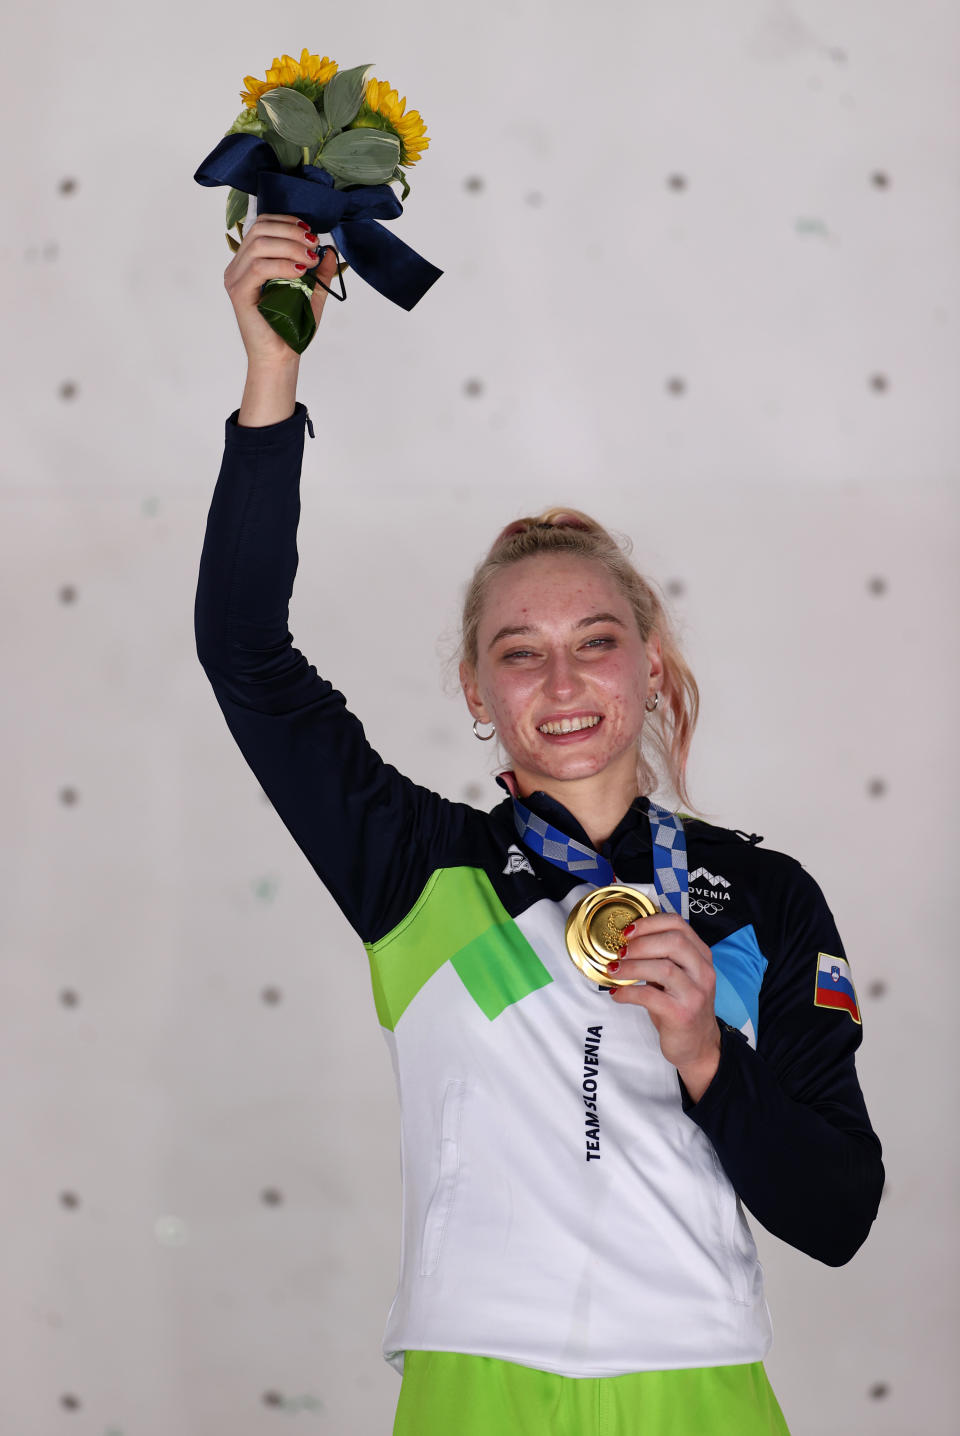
xmin=194 ymin=49 xmax=442 ymax=353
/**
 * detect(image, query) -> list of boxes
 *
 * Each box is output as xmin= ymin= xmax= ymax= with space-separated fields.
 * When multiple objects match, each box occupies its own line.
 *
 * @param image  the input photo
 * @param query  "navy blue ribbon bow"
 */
xmin=193 ymin=133 xmax=443 ymax=311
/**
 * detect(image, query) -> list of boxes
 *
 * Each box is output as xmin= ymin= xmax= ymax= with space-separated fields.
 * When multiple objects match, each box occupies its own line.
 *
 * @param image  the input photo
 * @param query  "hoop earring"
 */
xmin=473 ymin=717 xmax=496 ymax=741
xmin=645 ymin=692 xmax=661 ymax=712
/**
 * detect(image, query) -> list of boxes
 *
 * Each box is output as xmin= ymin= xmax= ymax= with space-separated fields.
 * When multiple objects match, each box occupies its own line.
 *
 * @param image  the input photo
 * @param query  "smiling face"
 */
xmin=460 ymin=552 xmax=663 ymax=802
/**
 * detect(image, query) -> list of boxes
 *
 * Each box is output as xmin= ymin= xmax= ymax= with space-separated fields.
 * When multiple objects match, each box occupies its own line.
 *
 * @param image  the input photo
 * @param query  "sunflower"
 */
xmin=240 ymin=48 xmax=338 ymax=109
xmin=350 ymin=78 xmax=429 ymax=166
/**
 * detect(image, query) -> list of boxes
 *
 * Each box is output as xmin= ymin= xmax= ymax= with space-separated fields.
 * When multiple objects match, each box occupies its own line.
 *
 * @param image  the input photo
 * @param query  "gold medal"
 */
xmin=565 ymin=884 xmax=659 ymax=986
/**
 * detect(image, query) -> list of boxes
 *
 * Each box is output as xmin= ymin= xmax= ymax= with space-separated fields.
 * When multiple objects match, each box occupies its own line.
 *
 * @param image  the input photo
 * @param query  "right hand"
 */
xmin=224 ymin=212 xmax=342 ymax=367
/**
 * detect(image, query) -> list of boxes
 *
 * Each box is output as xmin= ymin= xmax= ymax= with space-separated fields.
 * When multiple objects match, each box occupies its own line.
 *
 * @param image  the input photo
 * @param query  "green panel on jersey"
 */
xmin=365 ymin=866 xmax=553 ymax=1030
xmin=450 ymin=923 xmax=553 ymax=1021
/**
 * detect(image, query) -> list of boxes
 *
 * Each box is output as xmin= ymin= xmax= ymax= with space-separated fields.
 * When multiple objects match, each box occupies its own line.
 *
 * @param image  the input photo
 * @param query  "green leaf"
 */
xmin=322 ymin=64 xmax=374 ymax=131
xmin=392 ymin=166 xmax=411 ymax=202
xmin=267 ymin=274 xmax=316 ymax=301
xmin=257 ymin=278 xmax=316 ymax=355
xmin=257 ymin=87 xmax=325 ymax=147
xmin=225 ymin=109 xmax=266 ymax=139
xmin=225 ymin=187 xmax=248 ymax=232
xmin=261 ymin=124 xmax=303 ymax=170
xmin=317 ymin=129 xmax=400 ymax=185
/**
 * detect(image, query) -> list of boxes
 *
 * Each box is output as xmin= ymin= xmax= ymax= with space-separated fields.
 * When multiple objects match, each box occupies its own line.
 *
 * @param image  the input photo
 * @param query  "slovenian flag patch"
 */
xmin=814 ymin=952 xmax=861 ymax=1024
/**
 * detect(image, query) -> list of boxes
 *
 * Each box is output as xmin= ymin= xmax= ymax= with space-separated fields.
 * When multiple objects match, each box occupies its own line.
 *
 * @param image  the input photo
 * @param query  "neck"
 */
xmin=514 ymin=762 xmax=640 ymax=849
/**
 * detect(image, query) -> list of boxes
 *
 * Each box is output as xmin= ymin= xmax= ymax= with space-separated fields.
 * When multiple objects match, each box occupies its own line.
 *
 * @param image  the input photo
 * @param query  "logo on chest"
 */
xmin=689 ymin=866 xmax=732 ymax=916
xmin=503 ymin=844 xmax=535 ymax=876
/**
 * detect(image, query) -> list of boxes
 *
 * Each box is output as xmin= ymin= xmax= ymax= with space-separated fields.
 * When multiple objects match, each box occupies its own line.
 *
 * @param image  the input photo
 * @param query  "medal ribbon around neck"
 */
xmin=501 ymin=779 xmax=689 ymax=920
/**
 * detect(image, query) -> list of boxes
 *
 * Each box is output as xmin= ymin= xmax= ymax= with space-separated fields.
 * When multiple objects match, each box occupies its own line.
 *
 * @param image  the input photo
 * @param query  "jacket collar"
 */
xmin=495 ymin=771 xmax=652 ymax=862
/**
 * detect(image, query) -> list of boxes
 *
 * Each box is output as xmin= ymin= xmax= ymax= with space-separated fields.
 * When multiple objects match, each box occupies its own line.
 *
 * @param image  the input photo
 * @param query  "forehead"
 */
xmin=479 ymin=552 xmax=632 ymax=634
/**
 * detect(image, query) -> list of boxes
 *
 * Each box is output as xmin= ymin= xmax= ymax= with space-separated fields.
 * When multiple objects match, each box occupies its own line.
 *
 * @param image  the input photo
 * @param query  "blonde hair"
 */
xmin=459 ymin=506 xmax=699 ymax=810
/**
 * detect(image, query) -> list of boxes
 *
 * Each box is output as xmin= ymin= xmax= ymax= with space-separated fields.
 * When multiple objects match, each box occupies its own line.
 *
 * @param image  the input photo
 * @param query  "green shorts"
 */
xmin=393 ymin=1351 xmax=791 ymax=1436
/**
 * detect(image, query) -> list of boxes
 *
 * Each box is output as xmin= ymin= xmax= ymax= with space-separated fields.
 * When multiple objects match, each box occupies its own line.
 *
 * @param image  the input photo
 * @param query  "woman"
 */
xmin=195 ymin=213 xmax=884 ymax=1435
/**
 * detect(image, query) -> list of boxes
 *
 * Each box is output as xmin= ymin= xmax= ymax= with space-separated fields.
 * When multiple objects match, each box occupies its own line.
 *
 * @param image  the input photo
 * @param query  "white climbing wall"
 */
xmin=2 ymin=1 xmax=958 ymax=1432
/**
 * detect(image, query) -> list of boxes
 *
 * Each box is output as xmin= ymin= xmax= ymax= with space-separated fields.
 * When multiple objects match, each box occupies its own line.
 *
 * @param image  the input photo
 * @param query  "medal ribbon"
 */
xmin=503 ymin=781 xmax=689 ymax=921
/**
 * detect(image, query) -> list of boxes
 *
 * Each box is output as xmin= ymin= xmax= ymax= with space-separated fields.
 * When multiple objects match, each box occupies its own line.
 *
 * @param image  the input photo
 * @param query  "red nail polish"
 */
xmin=621 ymin=923 xmax=636 ymax=938
xmin=618 ymin=944 xmax=628 ymax=958
xmin=294 ymin=263 xmax=307 ymax=271
xmin=607 ymin=960 xmax=621 ymax=974
xmin=304 ymin=232 xmax=318 ymax=243
xmin=297 ymin=220 xmax=310 ymax=230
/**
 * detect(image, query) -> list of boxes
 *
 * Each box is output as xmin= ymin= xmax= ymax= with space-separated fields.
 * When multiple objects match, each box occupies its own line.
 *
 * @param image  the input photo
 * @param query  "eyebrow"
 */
xmin=487 ymin=612 xmax=627 ymax=650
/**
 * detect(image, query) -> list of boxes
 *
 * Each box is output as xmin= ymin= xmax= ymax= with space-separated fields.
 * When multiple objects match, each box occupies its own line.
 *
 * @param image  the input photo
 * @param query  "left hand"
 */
xmin=607 ymin=912 xmax=722 ymax=1101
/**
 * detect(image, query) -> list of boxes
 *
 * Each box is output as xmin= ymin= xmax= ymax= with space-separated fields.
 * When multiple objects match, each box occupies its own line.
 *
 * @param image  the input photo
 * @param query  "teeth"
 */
xmin=538 ymin=715 xmax=602 ymax=735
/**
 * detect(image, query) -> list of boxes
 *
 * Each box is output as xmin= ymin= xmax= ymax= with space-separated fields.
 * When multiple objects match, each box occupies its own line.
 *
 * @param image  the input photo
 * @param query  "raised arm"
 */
xmin=195 ymin=215 xmax=470 ymax=944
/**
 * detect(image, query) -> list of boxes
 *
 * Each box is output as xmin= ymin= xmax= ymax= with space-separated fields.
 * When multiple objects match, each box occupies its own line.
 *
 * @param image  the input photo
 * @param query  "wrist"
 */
xmin=677 ymin=1026 xmax=722 ymax=1104
xmin=245 ymin=346 xmax=301 ymax=373
xmin=238 ymin=356 xmax=301 ymax=428
xmin=244 ymin=354 xmax=301 ymax=389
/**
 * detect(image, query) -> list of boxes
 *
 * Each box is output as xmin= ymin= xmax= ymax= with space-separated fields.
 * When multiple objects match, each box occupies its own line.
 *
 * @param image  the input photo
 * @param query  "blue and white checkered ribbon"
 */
xmin=511 ymin=796 xmax=689 ymax=921
xmin=645 ymin=801 xmax=689 ymax=921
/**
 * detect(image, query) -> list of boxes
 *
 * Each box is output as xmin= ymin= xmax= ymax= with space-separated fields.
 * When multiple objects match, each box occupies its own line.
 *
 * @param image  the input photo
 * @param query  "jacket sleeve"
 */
xmin=680 ymin=860 xmax=885 ymax=1266
xmin=194 ymin=402 xmax=471 ymax=945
